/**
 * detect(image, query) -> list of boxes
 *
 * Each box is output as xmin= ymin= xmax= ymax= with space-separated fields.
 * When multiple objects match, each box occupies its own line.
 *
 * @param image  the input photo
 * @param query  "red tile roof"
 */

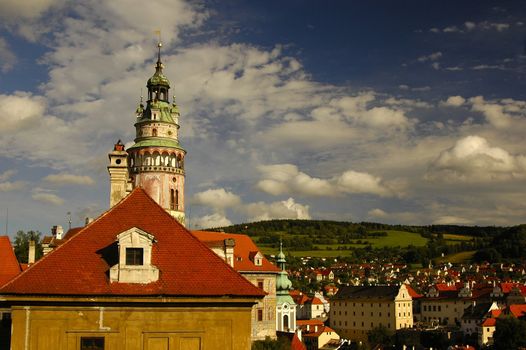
xmin=291 ymin=332 xmax=307 ymax=350
xmin=191 ymin=230 xmax=280 ymax=273
xmin=0 ymin=236 xmax=21 ymax=286
xmin=405 ymin=284 xmax=423 ymax=299
xmin=0 ymin=189 xmax=265 ymax=298
xmin=508 ymin=305 xmax=526 ymax=318
xmin=482 ymin=318 xmax=497 ymax=327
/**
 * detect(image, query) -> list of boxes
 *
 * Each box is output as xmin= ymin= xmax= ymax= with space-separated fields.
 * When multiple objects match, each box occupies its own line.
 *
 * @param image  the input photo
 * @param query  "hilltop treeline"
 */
xmin=214 ymin=219 xmax=507 ymax=238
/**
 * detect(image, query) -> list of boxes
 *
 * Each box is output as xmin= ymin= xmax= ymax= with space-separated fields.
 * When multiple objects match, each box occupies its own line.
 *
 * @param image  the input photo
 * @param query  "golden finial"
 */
xmin=154 ymin=29 xmax=162 ymax=63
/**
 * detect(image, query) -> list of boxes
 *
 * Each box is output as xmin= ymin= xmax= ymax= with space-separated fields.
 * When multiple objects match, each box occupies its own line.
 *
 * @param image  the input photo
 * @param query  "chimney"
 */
xmin=85 ymin=217 xmax=94 ymax=226
xmin=55 ymin=225 xmax=64 ymax=239
xmin=28 ymin=240 xmax=36 ymax=264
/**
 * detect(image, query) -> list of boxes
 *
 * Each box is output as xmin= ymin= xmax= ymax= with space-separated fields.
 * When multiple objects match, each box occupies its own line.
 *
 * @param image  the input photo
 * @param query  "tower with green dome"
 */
xmin=108 ymin=42 xmax=187 ymax=225
xmin=275 ymin=242 xmax=296 ymax=332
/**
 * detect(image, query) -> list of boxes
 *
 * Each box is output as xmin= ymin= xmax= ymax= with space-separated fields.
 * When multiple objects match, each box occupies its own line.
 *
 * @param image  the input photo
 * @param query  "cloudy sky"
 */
xmin=0 ymin=0 xmax=525 ymax=235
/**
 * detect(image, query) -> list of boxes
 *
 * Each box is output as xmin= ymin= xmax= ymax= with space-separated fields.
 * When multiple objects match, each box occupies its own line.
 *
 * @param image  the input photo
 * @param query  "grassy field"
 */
xmin=442 ymin=233 xmax=473 ymax=241
xmin=435 ymin=251 xmax=476 ymax=264
xmin=257 ymin=230 xmax=446 ymax=257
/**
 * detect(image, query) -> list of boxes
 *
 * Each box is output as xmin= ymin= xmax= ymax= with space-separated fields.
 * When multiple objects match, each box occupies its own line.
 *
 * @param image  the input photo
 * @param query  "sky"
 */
xmin=0 ymin=0 xmax=525 ymax=236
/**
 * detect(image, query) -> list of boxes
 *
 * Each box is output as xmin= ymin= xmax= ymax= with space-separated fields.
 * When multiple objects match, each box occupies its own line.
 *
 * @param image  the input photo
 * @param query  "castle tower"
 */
xmin=275 ymin=242 xmax=296 ymax=332
xmin=108 ymin=140 xmax=129 ymax=207
xmin=108 ymin=42 xmax=187 ymax=225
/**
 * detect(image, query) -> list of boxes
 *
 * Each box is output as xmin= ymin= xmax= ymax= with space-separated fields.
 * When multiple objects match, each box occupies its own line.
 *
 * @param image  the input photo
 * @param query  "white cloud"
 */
xmin=43 ymin=173 xmax=95 ymax=186
xmin=368 ymin=208 xmax=388 ymax=219
xmin=244 ymin=198 xmax=311 ymax=221
xmin=469 ymin=96 xmax=513 ymax=128
xmin=429 ymin=135 xmax=526 ymax=181
xmin=31 ymin=189 xmax=64 ymax=205
xmin=0 ymin=169 xmax=16 ymax=182
xmin=336 ymin=170 xmax=396 ymax=197
xmin=432 ymin=215 xmax=474 ymax=225
xmin=0 ymin=93 xmax=46 ymax=131
xmin=257 ymin=164 xmax=336 ymax=197
xmin=443 ymin=26 xmax=459 ymax=33
xmin=0 ymin=169 xmax=25 ymax=192
xmin=0 ymin=181 xmax=26 ymax=192
xmin=441 ymin=96 xmax=466 ymax=107
xmin=256 ymin=164 xmax=400 ymax=198
xmin=417 ymin=52 xmax=442 ymax=62
xmin=192 ymin=188 xmax=242 ymax=212
xmin=193 ymin=213 xmax=232 ymax=229
xmin=0 ymin=38 xmax=16 ymax=73
xmin=0 ymin=0 xmax=65 ymax=20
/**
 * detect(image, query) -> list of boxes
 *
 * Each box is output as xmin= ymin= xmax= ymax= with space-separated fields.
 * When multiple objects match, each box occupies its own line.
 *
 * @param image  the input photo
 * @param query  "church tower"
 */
xmin=275 ymin=242 xmax=296 ymax=332
xmin=108 ymin=42 xmax=187 ymax=225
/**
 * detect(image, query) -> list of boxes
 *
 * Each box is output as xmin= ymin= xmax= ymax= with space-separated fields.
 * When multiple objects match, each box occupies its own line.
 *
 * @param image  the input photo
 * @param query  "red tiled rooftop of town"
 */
xmin=405 ymin=284 xmax=423 ymax=299
xmin=0 ymin=236 xmax=21 ymax=286
xmin=0 ymin=188 xmax=265 ymax=298
xmin=191 ymin=230 xmax=280 ymax=273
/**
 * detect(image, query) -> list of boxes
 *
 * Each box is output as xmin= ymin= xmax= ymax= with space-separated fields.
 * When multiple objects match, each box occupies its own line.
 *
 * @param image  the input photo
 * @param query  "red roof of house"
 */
xmin=309 ymin=296 xmax=324 ymax=305
xmin=0 ymin=189 xmax=265 ymax=298
xmin=508 ymin=305 xmax=526 ymax=318
xmin=405 ymin=284 xmax=423 ymax=299
xmin=291 ymin=332 xmax=307 ymax=350
xmin=482 ymin=318 xmax=497 ymax=327
xmin=0 ymin=236 xmax=21 ymax=286
xmin=436 ymin=283 xmax=459 ymax=291
xmin=191 ymin=230 xmax=280 ymax=273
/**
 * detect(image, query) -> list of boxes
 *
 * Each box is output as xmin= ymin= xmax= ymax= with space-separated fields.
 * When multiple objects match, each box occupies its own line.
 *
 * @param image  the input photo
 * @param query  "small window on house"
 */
xmin=126 ymin=248 xmax=144 ymax=265
xmin=81 ymin=337 xmax=104 ymax=350
xmin=257 ymin=309 xmax=263 ymax=321
xmin=257 ymin=280 xmax=264 ymax=290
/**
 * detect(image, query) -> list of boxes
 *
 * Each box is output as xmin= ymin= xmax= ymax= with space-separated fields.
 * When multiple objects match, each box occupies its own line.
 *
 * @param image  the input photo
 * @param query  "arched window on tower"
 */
xmin=175 ymin=189 xmax=179 ymax=210
xmin=152 ymin=128 xmax=157 ymax=137
xmin=170 ymin=189 xmax=175 ymax=210
xmin=283 ymin=315 xmax=289 ymax=330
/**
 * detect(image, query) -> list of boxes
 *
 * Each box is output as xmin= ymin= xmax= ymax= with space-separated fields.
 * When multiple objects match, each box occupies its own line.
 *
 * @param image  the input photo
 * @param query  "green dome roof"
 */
xmin=147 ymin=72 xmax=170 ymax=87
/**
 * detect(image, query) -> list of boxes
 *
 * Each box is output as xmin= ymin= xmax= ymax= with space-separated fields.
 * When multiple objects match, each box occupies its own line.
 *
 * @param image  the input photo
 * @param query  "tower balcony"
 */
xmin=130 ymin=166 xmax=185 ymax=175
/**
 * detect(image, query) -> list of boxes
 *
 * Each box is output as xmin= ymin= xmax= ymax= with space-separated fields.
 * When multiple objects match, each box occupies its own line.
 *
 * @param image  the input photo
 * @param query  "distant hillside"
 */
xmin=213 ymin=219 xmax=507 ymax=238
xmin=210 ymin=219 xmax=517 ymax=263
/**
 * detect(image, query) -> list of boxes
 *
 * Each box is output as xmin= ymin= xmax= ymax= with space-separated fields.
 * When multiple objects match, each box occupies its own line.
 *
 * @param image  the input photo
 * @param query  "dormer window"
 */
xmin=250 ymin=251 xmax=263 ymax=266
xmin=109 ymin=227 xmax=159 ymax=284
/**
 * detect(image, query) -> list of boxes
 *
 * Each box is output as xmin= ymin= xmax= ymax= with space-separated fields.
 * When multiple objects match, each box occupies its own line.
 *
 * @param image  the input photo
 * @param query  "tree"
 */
xmin=13 ymin=230 xmax=43 ymax=263
xmin=367 ymin=325 xmax=393 ymax=348
xmin=493 ymin=317 xmax=526 ymax=350
xmin=251 ymin=336 xmax=290 ymax=350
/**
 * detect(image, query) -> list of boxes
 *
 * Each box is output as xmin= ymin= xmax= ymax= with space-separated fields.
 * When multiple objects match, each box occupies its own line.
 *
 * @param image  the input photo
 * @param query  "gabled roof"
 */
xmin=0 ymin=236 xmax=21 ymax=286
xmin=0 ymin=189 xmax=265 ymax=298
xmin=405 ymin=284 xmax=423 ymax=299
xmin=291 ymin=332 xmax=307 ymax=350
xmin=191 ymin=230 xmax=280 ymax=273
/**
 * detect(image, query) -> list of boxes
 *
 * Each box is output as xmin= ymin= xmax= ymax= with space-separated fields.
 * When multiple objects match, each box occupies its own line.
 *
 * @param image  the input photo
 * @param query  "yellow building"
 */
xmin=420 ymin=284 xmax=471 ymax=326
xmin=329 ymin=285 xmax=413 ymax=342
xmin=0 ymin=189 xmax=264 ymax=350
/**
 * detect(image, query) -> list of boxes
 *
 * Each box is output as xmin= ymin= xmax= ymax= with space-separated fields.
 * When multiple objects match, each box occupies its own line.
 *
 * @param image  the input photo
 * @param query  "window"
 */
xmin=81 ymin=337 xmax=104 ymax=350
xmin=257 ymin=309 xmax=263 ymax=321
xmin=283 ymin=315 xmax=289 ymax=329
xmin=170 ymin=189 xmax=176 ymax=210
xmin=257 ymin=280 xmax=264 ymax=290
xmin=152 ymin=128 xmax=158 ymax=136
xmin=126 ymin=248 xmax=143 ymax=265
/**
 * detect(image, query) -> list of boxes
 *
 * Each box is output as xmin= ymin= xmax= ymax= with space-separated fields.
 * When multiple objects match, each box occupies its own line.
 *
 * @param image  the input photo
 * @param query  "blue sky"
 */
xmin=0 ymin=0 xmax=525 ymax=235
